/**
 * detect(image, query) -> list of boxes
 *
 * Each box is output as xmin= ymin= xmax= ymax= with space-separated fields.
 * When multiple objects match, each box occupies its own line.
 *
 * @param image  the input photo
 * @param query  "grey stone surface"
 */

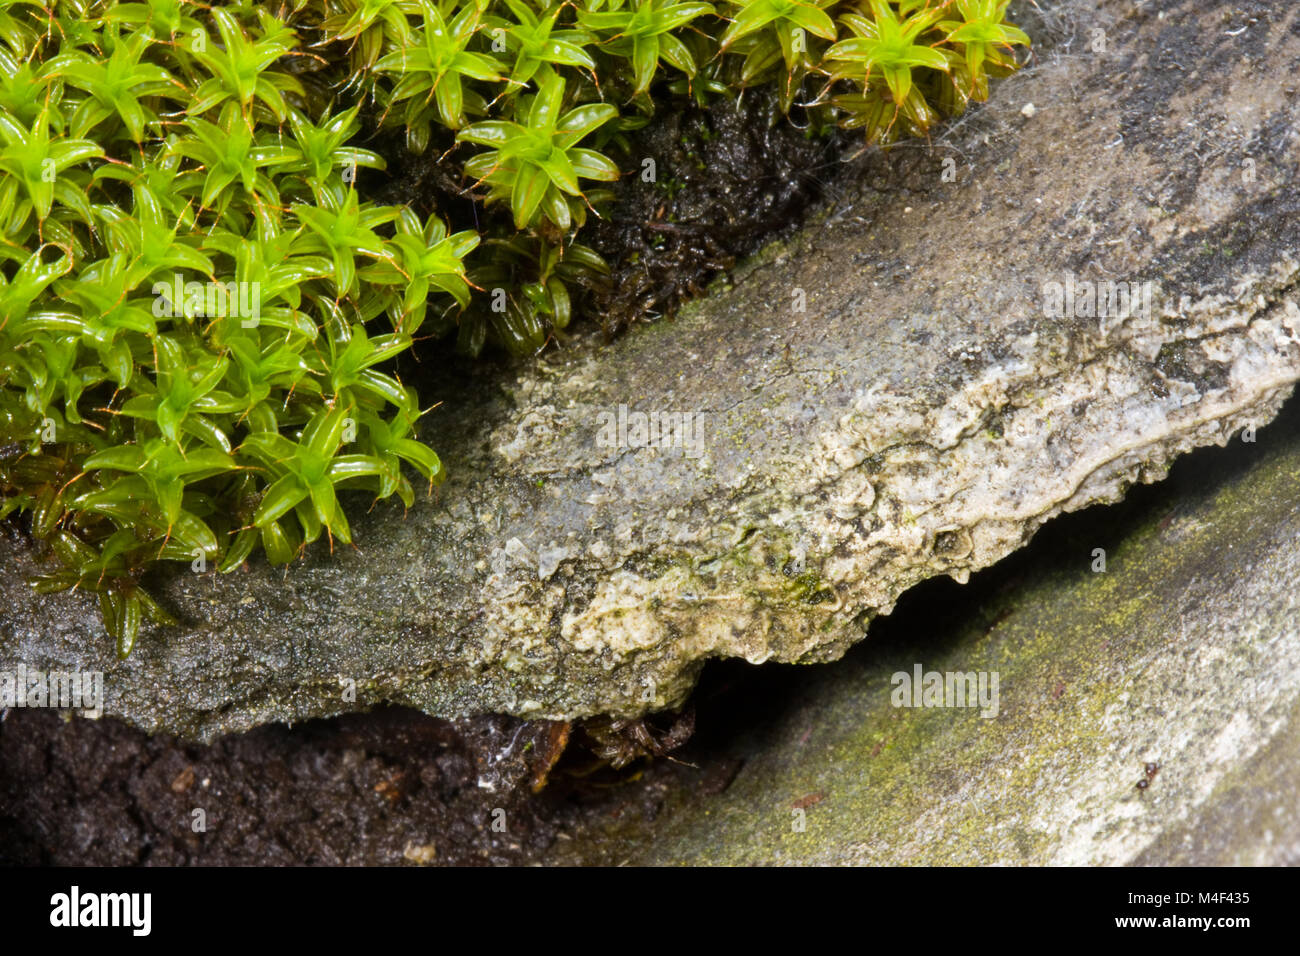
xmin=542 ymin=398 xmax=1300 ymax=866
xmin=3 ymin=0 xmax=1299 ymax=739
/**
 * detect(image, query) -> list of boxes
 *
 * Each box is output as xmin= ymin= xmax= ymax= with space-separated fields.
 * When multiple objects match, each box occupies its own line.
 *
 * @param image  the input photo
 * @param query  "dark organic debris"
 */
xmin=584 ymin=93 xmax=847 ymax=335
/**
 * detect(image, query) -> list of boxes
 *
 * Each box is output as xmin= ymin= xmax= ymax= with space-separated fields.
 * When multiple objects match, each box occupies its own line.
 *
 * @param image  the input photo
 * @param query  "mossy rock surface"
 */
xmin=4 ymin=0 xmax=1300 ymax=740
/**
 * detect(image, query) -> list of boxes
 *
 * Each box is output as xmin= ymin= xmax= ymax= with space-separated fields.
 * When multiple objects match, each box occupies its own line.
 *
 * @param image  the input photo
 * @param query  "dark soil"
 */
xmin=0 ymin=705 xmax=673 ymax=865
xmin=1 ymin=708 xmax=522 ymax=865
